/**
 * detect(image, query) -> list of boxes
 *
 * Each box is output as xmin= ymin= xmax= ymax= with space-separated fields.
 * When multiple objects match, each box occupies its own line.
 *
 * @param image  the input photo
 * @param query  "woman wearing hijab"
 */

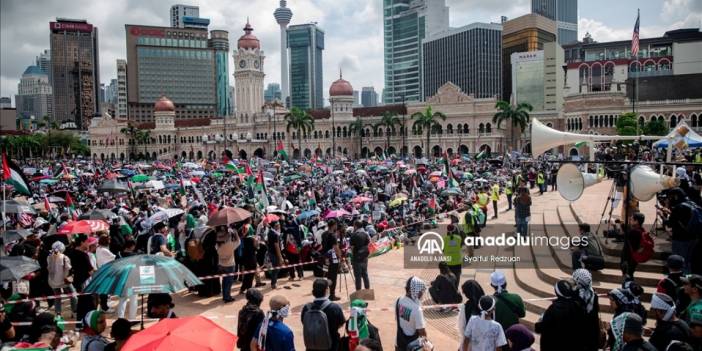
xmin=462 ymin=295 xmax=507 ymax=351
xmin=47 ymin=241 xmax=76 ymax=317
xmin=572 ymin=269 xmax=602 ymax=351
xmin=80 ymin=310 xmax=108 ymax=351
xmin=505 ymin=324 xmax=535 ymax=351
xmin=536 ymin=280 xmax=587 ymax=351
xmin=428 ymin=262 xmax=462 ymax=306
xmin=346 ymin=299 xmax=383 ymax=351
xmin=457 ymin=280 xmax=485 ymax=346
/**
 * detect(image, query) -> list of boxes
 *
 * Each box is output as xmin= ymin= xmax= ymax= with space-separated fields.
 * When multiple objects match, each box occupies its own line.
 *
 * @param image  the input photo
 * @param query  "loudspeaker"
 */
xmin=556 ymin=163 xmax=602 ymax=201
xmin=531 ymin=119 xmax=599 ymax=156
xmin=629 ymin=165 xmax=679 ymax=202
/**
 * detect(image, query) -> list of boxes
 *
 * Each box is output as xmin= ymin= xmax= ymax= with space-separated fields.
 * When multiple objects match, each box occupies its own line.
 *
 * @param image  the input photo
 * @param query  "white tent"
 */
xmin=652 ymin=121 xmax=702 ymax=148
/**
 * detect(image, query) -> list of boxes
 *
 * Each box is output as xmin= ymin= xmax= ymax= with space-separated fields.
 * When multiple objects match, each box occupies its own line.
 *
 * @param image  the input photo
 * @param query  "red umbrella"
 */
xmin=57 ymin=220 xmax=109 ymax=235
xmin=191 ymin=177 xmax=201 ymax=183
xmin=122 ymin=316 xmax=237 ymax=351
xmin=350 ymin=196 xmax=373 ymax=204
xmin=324 ymin=209 xmax=351 ymax=219
xmin=263 ymin=213 xmax=280 ymax=224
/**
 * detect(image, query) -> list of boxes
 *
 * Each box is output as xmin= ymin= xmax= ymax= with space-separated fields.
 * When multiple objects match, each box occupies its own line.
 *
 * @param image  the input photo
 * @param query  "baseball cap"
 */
xmin=666 ymin=255 xmax=685 ymax=270
xmin=681 ymin=274 xmax=702 ymax=290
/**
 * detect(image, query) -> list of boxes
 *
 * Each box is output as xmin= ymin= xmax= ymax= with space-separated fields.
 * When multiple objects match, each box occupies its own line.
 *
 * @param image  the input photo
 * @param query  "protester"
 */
xmin=536 ymin=280 xmax=587 ymax=351
xmin=490 ymin=270 xmax=525 ymax=331
xmin=95 ymin=234 xmax=116 ymax=312
xmin=514 ymin=187 xmax=531 ymax=236
xmin=649 ymin=292 xmax=691 ymax=350
xmin=46 ymin=241 xmax=76 ymax=317
xmin=345 ymin=299 xmax=382 ymax=351
xmin=322 ymin=219 xmax=342 ymax=301
xmin=252 ymin=295 xmax=295 ymax=351
xmin=349 ymin=220 xmax=371 ymax=291
xmin=621 ymin=313 xmax=657 ymax=351
xmin=659 ymin=255 xmax=687 ymax=312
xmin=609 ymin=287 xmax=647 ymax=325
xmin=237 ymin=288 xmax=265 ymax=351
xmin=395 ymin=276 xmax=429 ymax=351
xmin=621 ymin=212 xmax=648 ymax=279
xmin=682 ymin=275 xmax=702 ymax=324
xmin=661 ymin=188 xmax=698 ymax=274
xmin=572 ymin=269 xmax=601 ymax=351
xmin=461 ymin=295 xmax=507 ymax=351
xmin=301 ymin=278 xmax=345 ymax=351
xmin=80 ymin=310 xmax=108 ymax=351
xmin=571 ymin=223 xmax=604 ymax=271
xmin=148 ymin=293 xmax=176 ymax=319
xmin=216 ymin=224 xmax=240 ymax=303
xmin=266 ymin=220 xmax=285 ymax=290
xmin=0 ymin=304 xmax=15 ymax=343
xmin=428 ymin=262 xmax=461 ymax=306
xmin=505 ymin=324 xmax=535 ymax=351
xmin=104 ymin=318 xmax=134 ymax=351
xmin=457 ymin=279 xmax=485 ymax=346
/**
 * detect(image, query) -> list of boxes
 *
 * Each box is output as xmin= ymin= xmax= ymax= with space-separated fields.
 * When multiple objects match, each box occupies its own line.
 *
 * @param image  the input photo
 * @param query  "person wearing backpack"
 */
xmin=301 ymin=278 xmax=345 ymax=351
xmin=395 ymin=277 xmax=429 ymax=351
xmin=662 ymin=188 xmax=701 ymax=274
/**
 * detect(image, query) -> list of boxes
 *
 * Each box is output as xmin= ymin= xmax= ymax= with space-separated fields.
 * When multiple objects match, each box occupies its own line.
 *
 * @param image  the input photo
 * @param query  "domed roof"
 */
xmin=154 ymin=96 xmax=175 ymax=112
xmin=23 ymin=65 xmax=45 ymax=76
xmin=329 ymin=72 xmax=353 ymax=96
xmin=238 ymin=20 xmax=260 ymax=50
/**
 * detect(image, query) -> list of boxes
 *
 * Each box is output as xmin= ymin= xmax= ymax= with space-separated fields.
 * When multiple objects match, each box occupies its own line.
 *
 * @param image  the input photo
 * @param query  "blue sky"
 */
xmin=1 ymin=0 xmax=700 ymax=106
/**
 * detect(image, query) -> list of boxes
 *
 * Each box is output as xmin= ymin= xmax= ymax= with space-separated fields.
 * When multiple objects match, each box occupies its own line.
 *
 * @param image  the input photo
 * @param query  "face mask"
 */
xmin=277 ymin=305 xmax=290 ymax=319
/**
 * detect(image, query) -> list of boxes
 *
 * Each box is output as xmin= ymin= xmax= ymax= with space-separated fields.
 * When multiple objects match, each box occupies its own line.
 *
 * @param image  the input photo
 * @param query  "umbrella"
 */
xmin=210 ymin=172 xmax=224 ymax=178
xmin=283 ymin=174 xmax=303 ymax=182
xmin=131 ymin=174 xmax=151 ymax=183
xmin=47 ymin=196 xmax=65 ymax=203
xmin=33 ymin=202 xmax=57 ymax=212
xmin=98 ymin=180 xmax=130 ymax=193
xmin=190 ymin=170 xmax=206 ymax=176
xmin=340 ymin=190 xmax=357 ymax=198
xmin=207 ymin=207 xmax=252 ymax=226
xmin=122 ymin=316 xmax=236 ymax=351
xmin=84 ymin=254 xmax=202 ymax=297
xmin=332 ymin=170 xmax=344 ymax=175
xmin=39 ymin=179 xmax=59 ymax=185
xmin=355 ymin=170 xmax=367 ymax=176
xmin=83 ymin=209 xmax=119 ymax=221
xmin=143 ymin=209 xmax=185 ymax=229
xmin=389 ymin=198 xmax=406 ymax=208
xmin=57 ymin=220 xmax=110 ymax=235
xmin=263 ymin=213 xmax=280 ymax=224
xmin=119 ymin=169 xmax=137 ymax=176
xmin=0 ymin=200 xmax=36 ymax=214
xmin=441 ymin=188 xmax=463 ymax=196
xmin=324 ymin=209 xmax=350 ymax=219
xmin=3 ymin=229 xmax=33 ymax=242
xmin=430 ymin=171 xmax=443 ymax=177
xmin=350 ymin=196 xmax=373 ymax=204
xmin=297 ymin=210 xmax=319 ymax=221
xmin=182 ymin=162 xmax=201 ymax=169
xmin=404 ymin=169 xmax=417 ymax=175
xmin=1 ymin=256 xmax=40 ymax=282
xmin=144 ymin=180 xmax=165 ymax=190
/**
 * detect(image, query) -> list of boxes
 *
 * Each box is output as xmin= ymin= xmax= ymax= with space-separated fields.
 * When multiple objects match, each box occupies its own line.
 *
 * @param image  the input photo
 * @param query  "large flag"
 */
xmin=65 ymin=193 xmax=78 ymax=220
xmin=632 ymin=9 xmax=640 ymax=58
xmin=276 ymin=140 xmax=288 ymax=160
xmin=2 ymin=151 xmax=32 ymax=196
xmin=222 ymin=154 xmax=237 ymax=171
xmin=443 ymin=151 xmax=459 ymax=188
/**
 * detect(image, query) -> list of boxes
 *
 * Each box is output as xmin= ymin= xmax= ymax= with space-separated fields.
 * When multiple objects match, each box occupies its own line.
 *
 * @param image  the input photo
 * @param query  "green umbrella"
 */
xmin=284 ymin=174 xmax=303 ymax=182
xmin=131 ymin=174 xmax=151 ymax=183
xmin=211 ymin=172 xmax=224 ymax=178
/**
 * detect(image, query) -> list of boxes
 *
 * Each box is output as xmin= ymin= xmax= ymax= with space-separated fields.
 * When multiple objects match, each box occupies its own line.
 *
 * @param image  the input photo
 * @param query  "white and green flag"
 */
xmin=2 ymin=152 xmax=32 ymax=196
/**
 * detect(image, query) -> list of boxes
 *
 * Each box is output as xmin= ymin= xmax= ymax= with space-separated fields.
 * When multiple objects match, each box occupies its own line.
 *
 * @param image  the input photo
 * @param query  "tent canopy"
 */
xmin=652 ymin=121 xmax=702 ymax=148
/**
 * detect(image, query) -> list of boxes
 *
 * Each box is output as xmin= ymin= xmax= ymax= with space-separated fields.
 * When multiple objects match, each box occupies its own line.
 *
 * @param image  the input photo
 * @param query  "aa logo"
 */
xmin=417 ymin=232 xmax=444 ymax=255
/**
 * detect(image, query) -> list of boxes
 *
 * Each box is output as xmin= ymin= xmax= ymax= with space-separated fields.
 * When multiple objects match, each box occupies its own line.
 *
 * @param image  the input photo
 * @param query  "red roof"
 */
xmin=308 ymin=109 xmax=331 ymax=120
xmin=136 ymin=118 xmax=213 ymax=130
xmin=352 ymin=104 xmax=407 ymax=117
xmin=154 ymin=96 xmax=175 ymax=112
xmin=238 ymin=21 xmax=260 ymax=50
xmin=329 ymin=78 xmax=353 ymax=96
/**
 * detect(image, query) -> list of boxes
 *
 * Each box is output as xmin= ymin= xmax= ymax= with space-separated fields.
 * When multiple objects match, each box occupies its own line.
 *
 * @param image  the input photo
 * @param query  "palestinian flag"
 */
xmin=574 ymin=141 xmax=587 ymax=148
xmin=244 ymin=163 xmax=253 ymax=176
xmin=179 ymin=177 xmax=186 ymax=195
xmin=428 ymin=196 xmax=437 ymax=211
xmin=475 ymin=149 xmax=487 ymax=160
xmin=222 ymin=155 xmax=237 ymax=171
xmin=276 ymin=140 xmax=288 ymax=160
xmin=2 ymin=152 xmax=32 ymax=196
xmin=443 ymin=152 xmax=459 ymax=188
xmin=65 ymin=193 xmax=78 ymax=220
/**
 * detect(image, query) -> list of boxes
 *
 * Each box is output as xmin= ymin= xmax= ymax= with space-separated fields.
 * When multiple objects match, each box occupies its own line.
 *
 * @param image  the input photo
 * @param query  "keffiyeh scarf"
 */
xmin=573 ymin=269 xmax=595 ymax=313
xmin=409 ymin=276 xmax=426 ymax=302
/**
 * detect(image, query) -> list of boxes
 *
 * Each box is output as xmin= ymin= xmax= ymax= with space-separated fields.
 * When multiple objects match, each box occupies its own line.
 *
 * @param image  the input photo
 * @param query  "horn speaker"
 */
xmin=630 ymin=165 xmax=679 ymax=201
xmin=556 ymin=163 xmax=602 ymax=201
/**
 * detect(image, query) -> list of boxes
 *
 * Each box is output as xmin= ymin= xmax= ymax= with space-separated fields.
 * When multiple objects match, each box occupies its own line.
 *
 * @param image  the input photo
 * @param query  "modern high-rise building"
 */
xmin=0 ymin=98 xmax=10 ymax=109
xmin=353 ymin=90 xmax=360 ymax=106
xmin=361 ymin=87 xmax=379 ymax=107
xmin=502 ymin=14 xmax=556 ymax=103
xmin=105 ymin=79 xmax=117 ymax=105
xmin=228 ymin=85 xmax=235 ymax=115
xmin=287 ymin=23 xmax=324 ymax=109
xmin=209 ymin=30 xmax=231 ymax=117
xmin=170 ymin=4 xmax=199 ymax=28
xmin=125 ymin=24 xmax=219 ymax=122
xmin=264 ymin=83 xmax=282 ymax=103
xmin=531 ymin=0 xmax=578 ymax=45
xmin=50 ymin=18 xmax=100 ymax=129
xmin=423 ymin=22 xmax=503 ymax=99
xmin=116 ymin=59 xmax=128 ymax=119
xmin=274 ymin=0 xmax=293 ymax=107
xmin=511 ymin=45 xmax=566 ymax=112
xmin=383 ymin=0 xmax=449 ymax=103
xmin=36 ymin=50 xmax=51 ymax=77
xmin=15 ymin=65 xmax=53 ymax=122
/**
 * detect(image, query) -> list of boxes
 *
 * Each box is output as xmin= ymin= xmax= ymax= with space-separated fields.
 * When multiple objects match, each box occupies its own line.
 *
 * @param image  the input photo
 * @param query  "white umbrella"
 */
xmin=143 ymin=208 xmax=185 ymax=229
xmin=144 ymin=180 xmax=165 ymax=190
xmin=182 ymin=162 xmax=201 ymax=169
xmin=190 ymin=170 xmax=206 ymax=176
xmin=355 ymin=170 xmax=367 ymax=176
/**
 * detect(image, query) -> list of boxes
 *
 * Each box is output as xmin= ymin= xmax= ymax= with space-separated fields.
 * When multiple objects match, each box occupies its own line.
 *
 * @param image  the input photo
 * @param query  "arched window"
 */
xmin=464 ymin=123 xmax=469 ymax=134
xmin=692 ymin=114 xmax=698 ymax=128
xmin=670 ymin=115 xmax=677 ymax=128
xmin=486 ymin=123 xmax=491 ymax=133
xmin=343 ymin=127 xmax=348 ymax=138
xmin=479 ymin=123 xmax=485 ymax=134
xmin=446 ymin=124 xmax=453 ymax=134
xmin=638 ymin=116 xmax=645 ymax=127
xmin=589 ymin=116 xmax=593 ymax=128
xmin=591 ymin=63 xmax=603 ymax=91
xmin=456 ymin=124 xmax=462 ymax=134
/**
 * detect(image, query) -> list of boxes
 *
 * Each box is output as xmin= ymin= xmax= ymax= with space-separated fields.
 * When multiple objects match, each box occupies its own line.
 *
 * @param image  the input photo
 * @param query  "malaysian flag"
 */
xmin=632 ymin=9 xmax=640 ymax=58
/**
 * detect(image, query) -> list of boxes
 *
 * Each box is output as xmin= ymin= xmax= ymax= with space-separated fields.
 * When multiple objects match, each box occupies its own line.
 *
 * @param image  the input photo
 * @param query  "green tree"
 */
xmin=615 ymin=112 xmax=639 ymax=136
xmin=492 ymin=100 xmax=533 ymax=151
xmin=348 ymin=117 xmax=370 ymax=159
xmin=411 ymin=106 xmax=446 ymax=158
xmin=285 ymin=107 xmax=315 ymax=159
xmin=374 ymin=111 xmax=401 ymax=155
xmin=643 ymin=118 xmax=669 ymax=136
xmin=135 ymin=129 xmax=151 ymax=159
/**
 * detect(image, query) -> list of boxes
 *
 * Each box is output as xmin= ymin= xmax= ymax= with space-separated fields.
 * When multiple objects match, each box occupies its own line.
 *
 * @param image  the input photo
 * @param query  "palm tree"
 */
xmin=285 ymin=107 xmax=315 ymax=159
xmin=349 ymin=117 xmax=370 ymax=159
xmin=120 ymin=124 xmax=139 ymax=160
xmin=492 ymin=100 xmax=533 ymax=152
xmin=411 ymin=106 xmax=446 ymax=158
xmin=374 ymin=111 xmax=401 ymax=155
xmin=135 ymin=130 xmax=151 ymax=159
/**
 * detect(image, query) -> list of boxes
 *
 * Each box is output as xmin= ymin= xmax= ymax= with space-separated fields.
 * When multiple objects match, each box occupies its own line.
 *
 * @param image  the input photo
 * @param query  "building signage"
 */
xmin=50 ymin=21 xmax=93 ymax=33
xmin=129 ymin=27 xmax=165 ymax=37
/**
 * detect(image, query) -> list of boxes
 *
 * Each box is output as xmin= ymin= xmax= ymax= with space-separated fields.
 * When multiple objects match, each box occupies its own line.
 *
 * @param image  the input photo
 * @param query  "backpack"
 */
xmin=186 ymin=238 xmax=205 ymax=261
xmin=302 ymin=300 xmax=333 ymax=350
xmin=679 ymin=201 xmax=702 ymax=238
xmin=631 ymin=228 xmax=654 ymax=263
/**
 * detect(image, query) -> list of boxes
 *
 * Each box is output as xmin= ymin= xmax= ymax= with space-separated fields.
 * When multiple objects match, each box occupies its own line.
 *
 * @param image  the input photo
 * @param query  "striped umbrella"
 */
xmin=57 ymin=220 xmax=109 ymax=235
xmin=84 ymin=254 xmax=202 ymax=297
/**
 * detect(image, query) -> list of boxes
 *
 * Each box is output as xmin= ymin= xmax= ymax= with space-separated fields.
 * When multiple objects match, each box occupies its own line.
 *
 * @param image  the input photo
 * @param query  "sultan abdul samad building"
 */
xmin=89 ymin=21 xmax=511 ymax=161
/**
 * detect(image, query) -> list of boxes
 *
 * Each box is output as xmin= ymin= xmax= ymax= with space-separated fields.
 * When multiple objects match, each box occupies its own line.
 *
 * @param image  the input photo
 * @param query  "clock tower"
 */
xmin=234 ymin=19 xmax=265 ymax=120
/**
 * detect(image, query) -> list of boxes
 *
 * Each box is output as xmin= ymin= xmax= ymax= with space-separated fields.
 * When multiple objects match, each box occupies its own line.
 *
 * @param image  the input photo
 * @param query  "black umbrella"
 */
xmin=98 ymin=180 xmax=130 ymax=193
xmin=0 ymin=200 xmax=36 ymax=214
xmin=0 ymin=256 xmax=41 ymax=282
xmin=3 ymin=229 xmax=33 ymax=242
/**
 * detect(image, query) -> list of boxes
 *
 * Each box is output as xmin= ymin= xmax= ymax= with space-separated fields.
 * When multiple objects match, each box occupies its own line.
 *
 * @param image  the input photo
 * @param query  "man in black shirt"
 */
xmin=650 ymin=292 xmax=691 ymax=350
xmin=350 ymin=220 xmax=371 ymax=291
xmin=237 ymin=288 xmax=265 ymax=351
xmin=267 ymin=221 xmax=285 ymax=289
xmin=301 ymin=278 xmax=345 ymax=351
xmin=322 ymin=219 xmax=341 ymax=301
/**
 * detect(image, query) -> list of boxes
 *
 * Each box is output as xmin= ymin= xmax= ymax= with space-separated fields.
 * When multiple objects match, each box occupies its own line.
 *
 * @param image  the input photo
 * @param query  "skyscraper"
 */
xmin=116 ymin=59 xmax=128 ymax=119
xmin=264 ymin=83 xmax=282 ymax=103
xmin=125 ymin=24 xmax=217 ymax=122
xmin=423 ymin=23 xmax=502 ymax=99
xmin=15 ymin=65 xmax=53 ymax=121
xmin=383 ymin=0 xmax=449 ymax=103
xmin=170 ymin=4 xmax=200 ymax=28
xmin=209 ymin=30 xmax=231 ymax=117
xmin=274 ymin=0 xmax=293 ymax=107
xmin=50 ymin=18 xmax=100 ymax=129
xmin=361 ymin=87 xmax=378 ymax=107
xmin=531 ymin=0 xmax=578 ymax=45
xmin=36 ymin=49 xmax=51 ymax=77
xmin=288 ymin=23 xmax=324 ymax=109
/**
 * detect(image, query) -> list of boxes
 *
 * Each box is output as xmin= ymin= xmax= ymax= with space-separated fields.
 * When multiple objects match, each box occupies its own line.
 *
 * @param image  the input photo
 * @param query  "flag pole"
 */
xmin=2 ymin=180 xmax=6 ymax=232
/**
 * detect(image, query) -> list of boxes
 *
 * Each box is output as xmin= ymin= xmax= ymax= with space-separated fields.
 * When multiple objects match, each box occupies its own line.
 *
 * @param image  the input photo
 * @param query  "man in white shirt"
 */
xmin=395 ymin=276 xmax=428 ymax=350
xmin=463 ymin=295 xmax=507 ymax=351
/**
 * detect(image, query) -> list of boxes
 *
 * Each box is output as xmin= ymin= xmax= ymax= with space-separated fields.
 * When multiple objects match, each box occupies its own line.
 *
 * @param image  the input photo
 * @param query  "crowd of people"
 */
xmin=0 ymin=145 xmax=701 ymax=351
